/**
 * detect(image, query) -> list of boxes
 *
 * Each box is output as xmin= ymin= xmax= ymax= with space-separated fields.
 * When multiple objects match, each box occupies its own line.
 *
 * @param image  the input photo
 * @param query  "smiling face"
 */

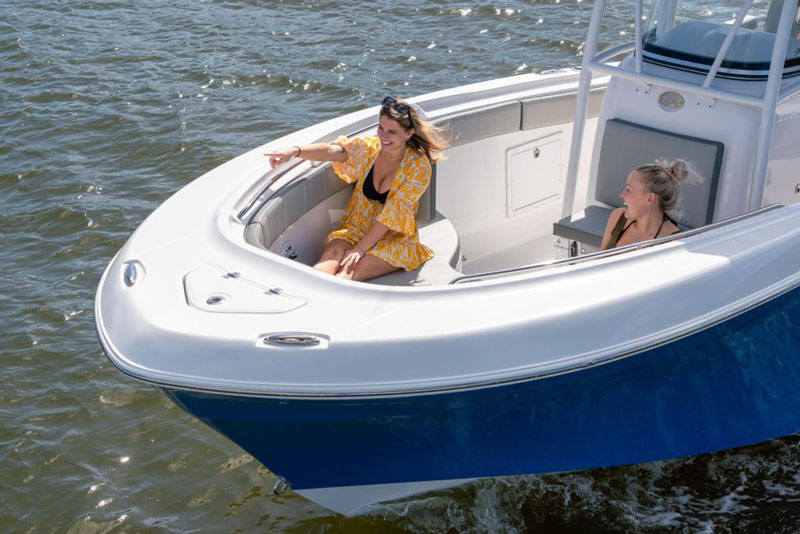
xmin=620 ymin=170 xmax=655 ymax=220
xmin=377 ymin=115 xmax=414 ymax=152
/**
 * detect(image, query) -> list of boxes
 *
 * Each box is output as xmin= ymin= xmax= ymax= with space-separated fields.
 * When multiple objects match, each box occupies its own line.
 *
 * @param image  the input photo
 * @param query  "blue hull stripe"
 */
xmin=164 ymin=285 xmax=800 ymax=490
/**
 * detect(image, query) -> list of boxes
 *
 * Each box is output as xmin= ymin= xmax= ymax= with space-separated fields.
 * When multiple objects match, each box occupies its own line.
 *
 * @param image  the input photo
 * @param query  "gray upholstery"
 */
xmin=554 ymin=118 xmax=724 ymax=248
xmin=596 ymin=119 xmax=723 ymax=228
xmin=369 ymin=214 xmax=461 ymax=286
xmin=521 ymin=88 xmax=604 ymax=130
xmin=442 ymin=102 xmax=522 ymax=147
xmin=245 ymin=164 xmax=352 ymax=249
xmin=552 ymin=205 xmax=613 ymax=249
xmin=417 ymin=163 xmax=436 ymax=224
xmin=246 ymin=160 xmax=438 ymax=249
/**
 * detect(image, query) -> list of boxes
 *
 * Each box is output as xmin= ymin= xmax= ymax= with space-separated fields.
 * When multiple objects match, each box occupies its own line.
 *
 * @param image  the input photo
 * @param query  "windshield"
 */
xmin=641 ymin=0 xmax=800 ymax=78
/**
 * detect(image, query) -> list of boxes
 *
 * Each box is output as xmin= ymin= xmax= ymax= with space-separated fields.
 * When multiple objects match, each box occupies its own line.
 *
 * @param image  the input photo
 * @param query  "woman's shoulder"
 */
xmin=361 ymin=135 xmax=380 ymax=148
xmin=404 ymin=147 xmax=431 ymax=171
xmin=608 ymin=207 xmax=626 ymax=226
xmin=600 ymin=207 xmax=627 ymax=250
xmin=334 ymin=135 xmax=380 ymax=153
xmin=665 ymin=219 xmax=681 ymax=236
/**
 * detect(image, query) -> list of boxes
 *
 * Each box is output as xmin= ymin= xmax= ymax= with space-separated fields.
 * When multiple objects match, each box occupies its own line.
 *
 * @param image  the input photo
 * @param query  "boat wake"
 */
xmin=364 ymin=436 xmax=800 ymax=533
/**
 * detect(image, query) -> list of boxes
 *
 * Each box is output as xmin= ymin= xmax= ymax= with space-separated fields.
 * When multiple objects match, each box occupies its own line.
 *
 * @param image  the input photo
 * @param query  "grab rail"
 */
xmin=594 ymin=42 xmax=636 ymax=63
xmin=702 ymin=0 xmax=754 ymax=89
xmin=235 ymin=114 xmax=384 ymax=223
xmin=236 ymin=159 xmax=307 ymax=222
xmin=449 ymin=205 xmax=783 ymax=285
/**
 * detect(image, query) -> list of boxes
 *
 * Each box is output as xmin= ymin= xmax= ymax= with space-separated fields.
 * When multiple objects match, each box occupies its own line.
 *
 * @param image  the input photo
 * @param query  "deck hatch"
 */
xmin=184 ymin=264 xmax=308 ymax=314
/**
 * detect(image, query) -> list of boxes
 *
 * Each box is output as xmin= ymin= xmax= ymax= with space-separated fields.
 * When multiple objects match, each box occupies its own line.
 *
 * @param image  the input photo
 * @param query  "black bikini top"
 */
xmin=363 ymin=164 xmax=389 ymax=204
xmin=604 ymin=212 xmax=680 ymax=250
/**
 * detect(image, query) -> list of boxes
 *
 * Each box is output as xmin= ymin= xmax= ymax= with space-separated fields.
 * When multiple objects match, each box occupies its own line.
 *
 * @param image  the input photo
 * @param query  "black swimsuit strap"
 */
xmin=615 ymin=213 xmax=670 ymax=247
xmin=615 ymin=215 xmax=636 ymax=243
xmin=654 ymin=214 xmax=667 ymax=239
xmin=621 ymin=218 xmax=636 ymax=235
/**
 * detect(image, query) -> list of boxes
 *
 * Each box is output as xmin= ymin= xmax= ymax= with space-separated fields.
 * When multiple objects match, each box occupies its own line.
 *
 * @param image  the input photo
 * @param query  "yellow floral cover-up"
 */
xmin=326 ymin=135 xmax=434 ymax=271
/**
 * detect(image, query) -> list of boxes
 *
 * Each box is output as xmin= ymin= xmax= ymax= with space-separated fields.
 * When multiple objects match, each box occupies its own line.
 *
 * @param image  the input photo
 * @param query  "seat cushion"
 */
xmin=595 ymin=119 xmax=723 ymax=229
xmin=553 ymin=205 xmax=613 ymax=249
xmin=369 ymin=214 xmax=461 ymax=286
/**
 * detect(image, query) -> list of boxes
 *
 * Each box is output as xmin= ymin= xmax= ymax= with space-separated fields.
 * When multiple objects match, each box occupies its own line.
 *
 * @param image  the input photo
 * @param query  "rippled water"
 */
xmin=4 ymin=1 xmax=800 ymax=532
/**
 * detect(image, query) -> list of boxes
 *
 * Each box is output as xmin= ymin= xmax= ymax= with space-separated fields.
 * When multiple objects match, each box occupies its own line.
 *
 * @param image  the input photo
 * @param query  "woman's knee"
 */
xmin=341 ymin=255 xmax=398 ymax=282
xmin=319 ymin=239 xmax=349 ymax=261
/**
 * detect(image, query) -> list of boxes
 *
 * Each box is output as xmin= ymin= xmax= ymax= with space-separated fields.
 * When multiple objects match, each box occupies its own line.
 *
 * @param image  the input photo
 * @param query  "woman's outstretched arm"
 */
xmin=264 ymin=143 xmax=348 ymax=168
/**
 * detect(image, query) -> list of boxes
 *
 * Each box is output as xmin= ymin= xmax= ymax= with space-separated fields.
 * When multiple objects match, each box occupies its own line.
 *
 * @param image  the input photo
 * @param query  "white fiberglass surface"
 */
xmin=458 ymin=233 xmax=557 ymax=275
xmin=435 ymin=122 xmax=596 ymax=275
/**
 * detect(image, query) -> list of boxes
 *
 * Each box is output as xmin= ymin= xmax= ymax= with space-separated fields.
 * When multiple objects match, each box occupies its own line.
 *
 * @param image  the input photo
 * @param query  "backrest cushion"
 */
xmin=521 ymin=88 xmax=605 ymax=130
xmin=416 ymin=162 xmax=436 ymax=224
xmin=247 ymin=159 xmax=437 ymax=249
xmin=439 ymin=102 xmax=521 ymax=148
xmin=595 ymin=118 xmax=723 ymax=228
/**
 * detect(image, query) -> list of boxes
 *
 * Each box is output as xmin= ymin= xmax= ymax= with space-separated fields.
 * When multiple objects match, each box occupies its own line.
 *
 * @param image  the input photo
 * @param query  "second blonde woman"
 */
xmin=601 ymin=159 xmax=695 ymax=250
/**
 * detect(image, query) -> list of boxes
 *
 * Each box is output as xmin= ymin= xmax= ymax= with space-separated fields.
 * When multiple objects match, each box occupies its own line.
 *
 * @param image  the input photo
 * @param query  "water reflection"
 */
xmin=4 ymin=0 xmax=800 ymax=531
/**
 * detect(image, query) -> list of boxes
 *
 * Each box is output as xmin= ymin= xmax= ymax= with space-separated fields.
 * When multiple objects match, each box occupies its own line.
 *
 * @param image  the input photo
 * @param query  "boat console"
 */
xmin=553 ymin=119 xmax=723 ymax=253
xmin=552 ymin=0 xmax=800 ymax=258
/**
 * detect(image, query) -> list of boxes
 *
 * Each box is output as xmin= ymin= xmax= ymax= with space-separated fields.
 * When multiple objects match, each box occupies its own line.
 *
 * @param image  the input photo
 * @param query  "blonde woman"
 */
xmin=266 ymin=96 xmax=448 ymax=281
xmin=601 ymin=159 xmax=694 ymax=250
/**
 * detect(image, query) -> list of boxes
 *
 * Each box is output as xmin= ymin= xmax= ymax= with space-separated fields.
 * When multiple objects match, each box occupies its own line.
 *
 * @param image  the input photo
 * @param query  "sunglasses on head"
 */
xmin=381 ymin=96 xmax=411 ymax=117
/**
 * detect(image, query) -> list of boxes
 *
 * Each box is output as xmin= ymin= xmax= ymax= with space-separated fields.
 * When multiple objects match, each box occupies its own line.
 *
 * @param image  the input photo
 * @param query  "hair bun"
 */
xmin=668 ymin=159 xmax=689 ymax=183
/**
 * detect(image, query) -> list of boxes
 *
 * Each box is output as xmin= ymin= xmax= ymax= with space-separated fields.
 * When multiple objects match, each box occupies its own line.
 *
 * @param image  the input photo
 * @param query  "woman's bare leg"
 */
xmin=313 ymin=239 xmax=350 ymax=275
xmin=336 ymin=254 xmax=399 ymax=282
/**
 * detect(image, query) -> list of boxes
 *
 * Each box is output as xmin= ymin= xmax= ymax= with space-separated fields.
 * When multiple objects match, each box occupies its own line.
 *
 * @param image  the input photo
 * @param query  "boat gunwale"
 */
xmin=94 ymin=216 xmax=800 ymax=400
xmin=93 ymin=58 xmax=800 ymax=399
xmin=450 ymin=204 xmax=783 ymax=285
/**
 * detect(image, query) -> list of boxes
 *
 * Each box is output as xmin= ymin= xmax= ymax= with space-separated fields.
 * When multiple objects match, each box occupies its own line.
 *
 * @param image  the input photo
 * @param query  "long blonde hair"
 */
xmin=380 ymin=97 xmax=450 ymax=163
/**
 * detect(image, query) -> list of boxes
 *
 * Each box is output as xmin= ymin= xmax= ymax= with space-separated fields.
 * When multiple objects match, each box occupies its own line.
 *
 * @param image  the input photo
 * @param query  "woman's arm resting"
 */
xmin=357 ymin=221 xmax=388 ymax=252
xmin=339 ymin=221 xmax=389 ymax=269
